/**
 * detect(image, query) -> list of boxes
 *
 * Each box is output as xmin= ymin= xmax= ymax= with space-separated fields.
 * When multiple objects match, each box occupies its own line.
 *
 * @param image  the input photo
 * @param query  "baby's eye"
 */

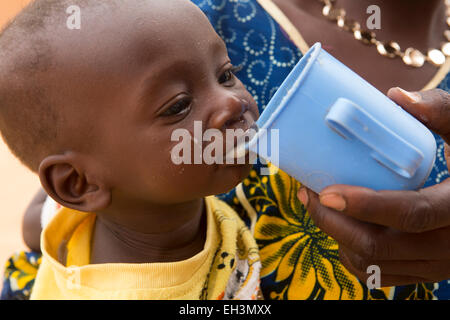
xmin=161 ymin=97 xmax=192 ymax=117
xmin=218 ymin=66 xmax=240 ymax=85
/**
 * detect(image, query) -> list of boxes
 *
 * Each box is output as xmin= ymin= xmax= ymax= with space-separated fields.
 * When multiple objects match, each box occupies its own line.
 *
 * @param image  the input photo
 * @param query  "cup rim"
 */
xmin=247 ymin=42 xmax=322 ymax=152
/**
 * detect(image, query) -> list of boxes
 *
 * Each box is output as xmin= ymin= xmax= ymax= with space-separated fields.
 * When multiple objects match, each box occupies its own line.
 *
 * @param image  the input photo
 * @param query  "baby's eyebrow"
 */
xmin=135 ymin=62 xmax=184 ymax=115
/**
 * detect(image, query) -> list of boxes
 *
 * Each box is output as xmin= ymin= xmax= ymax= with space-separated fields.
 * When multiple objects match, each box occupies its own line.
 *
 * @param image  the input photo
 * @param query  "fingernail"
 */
xmin=298 ymin=187 xmax=309 ymax=207
xmin=319 ymin=193 xmax=346 ymax=211
xmin=397 ymin=87 xmax=421 ymax=103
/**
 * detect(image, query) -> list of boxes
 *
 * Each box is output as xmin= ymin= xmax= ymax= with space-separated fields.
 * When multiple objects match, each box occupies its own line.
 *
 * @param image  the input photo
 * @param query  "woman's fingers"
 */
xmin=315 ymin=179 xmax=450 ymax=233
xmin=388 ymin=88 xmax=450 ymax=144
xmin=339 ymin=245 xmax=450 ymax=282
xmin=338 ymin=247 xmax=433 ymax=287
xmin=298 ymin=187 xmax=450 ymax=260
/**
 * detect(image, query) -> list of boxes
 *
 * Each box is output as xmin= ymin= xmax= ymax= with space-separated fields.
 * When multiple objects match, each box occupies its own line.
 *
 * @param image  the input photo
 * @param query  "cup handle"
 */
xmin=325 ymin=98 xmax=424 ymax=179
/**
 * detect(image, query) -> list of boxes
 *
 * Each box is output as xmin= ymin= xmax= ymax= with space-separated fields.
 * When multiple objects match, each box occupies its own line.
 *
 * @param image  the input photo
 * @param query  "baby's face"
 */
xmin=52 ymin=1 xmax=259 ymax=205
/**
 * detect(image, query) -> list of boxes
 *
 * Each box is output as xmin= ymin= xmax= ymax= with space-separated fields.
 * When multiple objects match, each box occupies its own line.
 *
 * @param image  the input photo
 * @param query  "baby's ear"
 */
xmin=38 ymin=154 xmax=111 ymax=212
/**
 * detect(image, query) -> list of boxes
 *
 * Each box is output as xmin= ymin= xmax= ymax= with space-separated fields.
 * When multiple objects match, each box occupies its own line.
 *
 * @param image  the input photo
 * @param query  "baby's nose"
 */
xmin=208 ymin=94 xmax=249 ymax=131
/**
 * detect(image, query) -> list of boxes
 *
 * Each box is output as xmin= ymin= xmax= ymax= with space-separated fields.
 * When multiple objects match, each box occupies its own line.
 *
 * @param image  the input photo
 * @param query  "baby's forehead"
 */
xmin=46 ymin=0 xmax=227 ymax=119
xmin=51 ymin=0 xmax=223 ymax=73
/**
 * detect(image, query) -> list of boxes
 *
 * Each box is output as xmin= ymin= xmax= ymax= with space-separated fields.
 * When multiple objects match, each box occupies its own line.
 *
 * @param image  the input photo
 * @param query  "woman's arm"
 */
xmin=22 ymin=187 xmax=47 ymax=252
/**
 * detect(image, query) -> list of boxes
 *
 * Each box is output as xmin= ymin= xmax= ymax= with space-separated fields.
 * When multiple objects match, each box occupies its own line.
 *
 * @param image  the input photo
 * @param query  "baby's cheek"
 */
xmin=161 ymin=162 xmax=217 ymax=200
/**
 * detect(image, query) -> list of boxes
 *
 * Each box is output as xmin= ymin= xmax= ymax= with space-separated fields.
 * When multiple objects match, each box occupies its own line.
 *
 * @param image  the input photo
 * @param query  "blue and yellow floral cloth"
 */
xmin=2 ymin=0 xmax=450 ymax=300
xmin=2 ymin=252 xmax=41 ymax=300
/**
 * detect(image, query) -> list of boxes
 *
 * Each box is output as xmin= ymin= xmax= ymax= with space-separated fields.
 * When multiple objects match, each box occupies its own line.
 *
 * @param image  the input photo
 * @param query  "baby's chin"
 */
xmin=213 ymin=162 xmax=254 ymax=194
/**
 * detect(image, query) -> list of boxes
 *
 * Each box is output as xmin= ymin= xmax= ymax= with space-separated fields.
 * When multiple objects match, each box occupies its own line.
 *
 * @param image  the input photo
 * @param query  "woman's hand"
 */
xmin=297 ymin=88 xmax=450 ymax=286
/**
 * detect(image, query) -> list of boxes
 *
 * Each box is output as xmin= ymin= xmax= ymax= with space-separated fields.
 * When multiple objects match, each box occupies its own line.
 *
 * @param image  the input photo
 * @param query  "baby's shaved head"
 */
xmin=0 ymin=0 xmax=204 ymax=173
xmin=0 ymin=0 xmax=115 ymax=172
xmin=0 ymin=0 xmax=259 ymax=211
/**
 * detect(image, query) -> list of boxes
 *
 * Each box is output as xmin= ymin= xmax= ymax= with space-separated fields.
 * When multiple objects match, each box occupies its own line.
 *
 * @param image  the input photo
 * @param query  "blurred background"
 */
xmin=0 ymin=0 xmax=39 ymax=290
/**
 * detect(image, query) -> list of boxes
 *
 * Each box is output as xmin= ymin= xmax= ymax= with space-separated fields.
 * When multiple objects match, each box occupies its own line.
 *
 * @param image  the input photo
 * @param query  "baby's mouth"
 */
xmin=225 ymin=110 xmax=253 ymax=131
xmin=223 ymin=112 xmax=258 ymax=163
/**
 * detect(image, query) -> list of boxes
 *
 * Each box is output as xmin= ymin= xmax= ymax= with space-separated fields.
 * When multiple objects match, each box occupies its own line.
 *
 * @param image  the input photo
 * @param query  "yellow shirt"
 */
xmin=30 ymin=196 xmax=261 ymax=300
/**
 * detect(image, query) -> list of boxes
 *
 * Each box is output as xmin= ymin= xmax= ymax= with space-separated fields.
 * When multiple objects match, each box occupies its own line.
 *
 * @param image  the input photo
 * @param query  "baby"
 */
xmin=0 ymin=0 xmax=261 ymax=299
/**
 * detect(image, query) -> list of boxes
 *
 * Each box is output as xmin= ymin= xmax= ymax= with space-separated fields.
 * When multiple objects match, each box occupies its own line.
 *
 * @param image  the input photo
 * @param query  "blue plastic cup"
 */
xmin=249 ymin=43 xmax=436 ymax=193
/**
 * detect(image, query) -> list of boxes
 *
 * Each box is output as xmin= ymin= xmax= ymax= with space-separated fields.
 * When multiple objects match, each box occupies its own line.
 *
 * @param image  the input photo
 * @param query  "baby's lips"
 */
xmin=224 ymin=118 xmax=259 ymax=161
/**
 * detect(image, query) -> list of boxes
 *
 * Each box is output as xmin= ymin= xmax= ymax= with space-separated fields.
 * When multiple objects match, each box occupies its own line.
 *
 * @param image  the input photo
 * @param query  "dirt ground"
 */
xmin=0 ymin=0 xmax=37 ymax=292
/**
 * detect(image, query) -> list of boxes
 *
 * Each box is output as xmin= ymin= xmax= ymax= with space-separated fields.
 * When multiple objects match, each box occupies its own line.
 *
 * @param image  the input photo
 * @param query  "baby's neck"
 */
xmin=90 ymin=198 xmax=206 ymax=264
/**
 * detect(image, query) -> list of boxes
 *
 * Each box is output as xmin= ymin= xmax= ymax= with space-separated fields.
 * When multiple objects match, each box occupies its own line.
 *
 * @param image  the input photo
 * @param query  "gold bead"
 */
xmin=377 ymin=41 xmax=401 ymax=58
xmin=354 ymin=30 xmax=376 ymax=45
xmin=337 ymin=16 xmax=345 ymax=28
xmin=428 ymin=49 xmax=446 ymax=66
xmin=445 ymin=30 xmax=450 ymax=42
xmin=322 ymin=4 xmax=332 ymax=16
xmin=442 ymin=42 xmax=450 ymax=56
xmin=337 ymin=17 xmax=360 ymax=31
xmin=403 ymin=48 xmax=425 ymax=67
xmin=323 ymin=5 xmax=346 ymax=21
xmin=447 ymin=17 xmax=450 ymax=27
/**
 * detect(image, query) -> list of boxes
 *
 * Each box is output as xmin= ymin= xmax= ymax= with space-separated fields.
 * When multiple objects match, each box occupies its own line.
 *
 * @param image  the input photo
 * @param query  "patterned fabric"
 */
xmin=221 ymin=164 xmax=440 ymax=300
xmin=1 ymin=252 xmax=41 ymax=300
xmin=205 ymin=201 xmax=262 ymax=300
xmin=195 ymin=0 xmax=450 ymax=300
xmin=2 ymin=0 xmax=450 ymax=300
